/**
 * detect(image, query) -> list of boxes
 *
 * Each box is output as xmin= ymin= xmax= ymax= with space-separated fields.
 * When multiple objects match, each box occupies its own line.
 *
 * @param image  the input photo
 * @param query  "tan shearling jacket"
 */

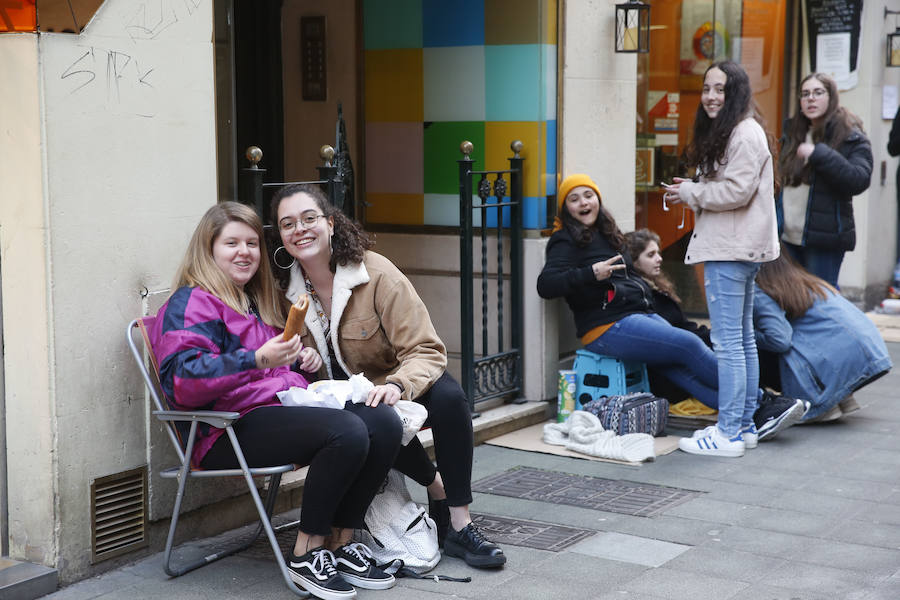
xmin=680 ymin=117 xmax=780 ymax=265
xmin=286 ymin=251 xmax=447 ymax=401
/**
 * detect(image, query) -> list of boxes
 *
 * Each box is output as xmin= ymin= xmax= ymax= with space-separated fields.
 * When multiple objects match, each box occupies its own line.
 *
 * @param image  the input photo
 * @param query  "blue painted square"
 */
xmin=423 ymin=0 xmax=484 ymax=47
xmin=482 ymin=197 xmax=510 ymax=229
xmin=485 ymin=45 xmax=541 ymax=121
xmin=522 ymin=196 xmax=547 ymax=229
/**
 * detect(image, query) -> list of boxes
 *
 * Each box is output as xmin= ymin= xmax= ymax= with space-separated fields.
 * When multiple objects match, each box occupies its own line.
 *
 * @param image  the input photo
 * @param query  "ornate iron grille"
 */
xmin=457 ymin=140 xmax=525 ymax=410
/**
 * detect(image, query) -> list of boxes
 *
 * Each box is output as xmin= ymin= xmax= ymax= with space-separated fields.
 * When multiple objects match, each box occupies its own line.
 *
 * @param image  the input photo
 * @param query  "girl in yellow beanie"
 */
xmin=538 ymin=174 xmax=721 ymax=416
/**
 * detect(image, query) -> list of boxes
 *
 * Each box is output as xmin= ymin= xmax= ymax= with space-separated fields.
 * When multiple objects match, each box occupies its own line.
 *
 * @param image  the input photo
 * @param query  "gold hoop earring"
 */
xmin=273 ymin=246 xmax=296 ymax=270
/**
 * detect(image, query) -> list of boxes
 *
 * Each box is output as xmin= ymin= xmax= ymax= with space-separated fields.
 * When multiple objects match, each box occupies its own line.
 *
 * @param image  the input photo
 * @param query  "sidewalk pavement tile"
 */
xmin=568 ymin=531 xmax=689 ymax=567
xmin=619 ymin=565 xmax=751 ymax=598
xmin=663 ymin=545 xmax=786 ymax=582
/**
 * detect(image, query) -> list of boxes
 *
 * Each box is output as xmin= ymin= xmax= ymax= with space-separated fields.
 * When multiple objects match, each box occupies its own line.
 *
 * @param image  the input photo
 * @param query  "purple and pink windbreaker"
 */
xmin=150 ymin=286 xmax=308 ymax=465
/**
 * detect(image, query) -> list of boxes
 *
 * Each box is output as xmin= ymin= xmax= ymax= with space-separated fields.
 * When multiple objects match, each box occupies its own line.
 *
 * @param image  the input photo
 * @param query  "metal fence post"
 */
xmin=508 ymin=141 xmax=525 ymax=402
xmin=458 ymin=141 xmax=475 ymax=412
xmin=240 ymin=146 xmax=267 ymax=222
xmin=317 ymin=145 xmax=342 ymax=211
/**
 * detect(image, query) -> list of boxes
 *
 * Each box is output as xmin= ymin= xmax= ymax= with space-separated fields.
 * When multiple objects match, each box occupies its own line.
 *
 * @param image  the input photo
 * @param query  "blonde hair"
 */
xmin=173 ymin=202 xmax=288 ymax=327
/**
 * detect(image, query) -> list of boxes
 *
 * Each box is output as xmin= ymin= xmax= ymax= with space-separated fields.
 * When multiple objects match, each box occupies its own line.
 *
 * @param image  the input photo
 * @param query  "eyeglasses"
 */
xmin=800 ymin=88 xmax=828 ymax=100
xmin=279 ymin=214 xmax=326 ymax=232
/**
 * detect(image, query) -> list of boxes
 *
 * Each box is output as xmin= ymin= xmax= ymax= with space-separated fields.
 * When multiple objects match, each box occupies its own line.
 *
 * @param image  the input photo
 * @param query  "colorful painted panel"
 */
xmin=364 ymin=0 xmax=557 ymax=229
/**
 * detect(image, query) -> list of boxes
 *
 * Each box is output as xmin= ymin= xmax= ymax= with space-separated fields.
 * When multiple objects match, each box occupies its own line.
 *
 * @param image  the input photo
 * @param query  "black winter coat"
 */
xmin=888 ymin=106 xmax=900 ymax=201
xmin=778 ymin=119 xmax=873 ymax=252
xmin=537 ymin=228 xmax=653 ymax=338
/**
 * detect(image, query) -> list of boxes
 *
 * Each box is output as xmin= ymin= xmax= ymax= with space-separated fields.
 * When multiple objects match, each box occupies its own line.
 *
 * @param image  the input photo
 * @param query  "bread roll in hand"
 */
xmin=283 ymin=294 xmax=309 ymax=341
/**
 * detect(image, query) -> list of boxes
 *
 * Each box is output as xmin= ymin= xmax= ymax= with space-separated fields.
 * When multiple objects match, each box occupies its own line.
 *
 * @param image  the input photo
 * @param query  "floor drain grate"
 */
xmin=470 ymin=513 xmax=596 ymax=551
xmin=472 ymin=466 xmax=701 ymax=517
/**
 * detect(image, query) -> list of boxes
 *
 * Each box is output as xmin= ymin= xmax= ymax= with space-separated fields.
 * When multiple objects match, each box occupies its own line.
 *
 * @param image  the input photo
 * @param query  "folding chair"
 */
xmin=126 ymin=317 xmax=309 ymax=597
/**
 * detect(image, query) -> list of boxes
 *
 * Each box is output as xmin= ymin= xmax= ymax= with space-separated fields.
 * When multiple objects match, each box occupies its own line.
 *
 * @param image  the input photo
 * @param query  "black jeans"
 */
xmin=393 ymin=371 xmax=474 ymax=507
xmin=201 ymin=403 xmax=402 ymax=535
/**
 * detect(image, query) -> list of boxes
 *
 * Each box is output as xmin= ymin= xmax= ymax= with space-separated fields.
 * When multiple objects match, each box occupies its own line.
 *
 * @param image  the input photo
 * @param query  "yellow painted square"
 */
xmin=485 ymin=121 xmax=540 ymax=198
xmin=365 ymin=49 xmax=424 ymax=122
xmin=543 ymin=0 xmax=558 ymax=45
xmin=365 ymin=193 xmax=424 ymax=225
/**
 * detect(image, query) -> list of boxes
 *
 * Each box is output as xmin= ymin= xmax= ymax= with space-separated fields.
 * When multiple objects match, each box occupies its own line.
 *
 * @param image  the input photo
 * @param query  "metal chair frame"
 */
xmin=126 ymin=317 xmax=308 ymax=597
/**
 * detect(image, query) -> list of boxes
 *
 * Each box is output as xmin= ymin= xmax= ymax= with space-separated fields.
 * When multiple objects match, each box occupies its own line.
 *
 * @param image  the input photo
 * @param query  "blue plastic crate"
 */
xmin=573 ymin=350 xmax=650 ymax=410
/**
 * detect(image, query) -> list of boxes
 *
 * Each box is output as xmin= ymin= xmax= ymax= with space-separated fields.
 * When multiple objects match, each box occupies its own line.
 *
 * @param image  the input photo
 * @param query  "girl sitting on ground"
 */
xmin=754 ymin=247 xmax=891 ymax=422
xmin=624 ymin=228 xmax=805 ymax=441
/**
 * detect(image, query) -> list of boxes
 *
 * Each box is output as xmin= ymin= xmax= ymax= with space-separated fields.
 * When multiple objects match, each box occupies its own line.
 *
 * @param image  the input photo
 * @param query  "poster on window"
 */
xmin=679 ymin=0 xmax=743 ymax=83
xmin=805 ymin=0 xmax=861 ymax=91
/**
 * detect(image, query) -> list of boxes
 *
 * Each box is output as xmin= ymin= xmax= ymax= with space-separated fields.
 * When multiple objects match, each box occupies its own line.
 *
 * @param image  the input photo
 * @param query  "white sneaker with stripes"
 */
xmin=679 ymin=426 xmax=745 ymax=457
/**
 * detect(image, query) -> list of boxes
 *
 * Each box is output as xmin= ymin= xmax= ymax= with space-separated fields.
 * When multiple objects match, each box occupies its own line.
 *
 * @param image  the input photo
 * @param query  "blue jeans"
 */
xmin=585 ymin=313 xmax=719 ymax=408
xmin=704 ymin=261 xmax=761 ymax=436
xmin=783 ymin=242 xmax=844 ymax=288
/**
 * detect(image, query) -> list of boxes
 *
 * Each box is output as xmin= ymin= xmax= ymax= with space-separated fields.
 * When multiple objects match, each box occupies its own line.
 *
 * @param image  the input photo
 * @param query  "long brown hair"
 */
xmin=173 ymin=202 xmax=288 ymax=327
xmin=780 ymin=72 xmax=865 ymax=186
xmin=755 ymin=246 xmax=837 ymax=319
xmin=684 ymin=61 xmax=778 ymax=187
xmin=624 ymin=229 xmax=680 ymax=303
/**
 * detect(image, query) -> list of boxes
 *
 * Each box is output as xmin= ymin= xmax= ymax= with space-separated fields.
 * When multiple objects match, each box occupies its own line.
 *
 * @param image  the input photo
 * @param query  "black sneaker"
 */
xmin=444 ymin=522 xmax=506 ymax=568
xmin=334 ymin=542 xmax=395 ymax=590
xmin=428 ymin=496 xmax=450 ymax=549
xmin=288 ymin=546 xmax=356 ymax=600
xmin=753 ymin=391 xmax=805 ymax=441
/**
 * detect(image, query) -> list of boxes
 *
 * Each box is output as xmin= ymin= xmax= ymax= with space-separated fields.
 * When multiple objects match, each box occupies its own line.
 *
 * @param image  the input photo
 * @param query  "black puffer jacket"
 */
xmin=537 ymin=228 xmax=652 ymax=338
xmin=778 ymin=120 xmax=873 ymax=252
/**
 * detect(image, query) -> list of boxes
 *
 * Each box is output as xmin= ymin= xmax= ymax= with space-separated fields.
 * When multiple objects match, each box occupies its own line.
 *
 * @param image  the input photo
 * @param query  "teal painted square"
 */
xmin=423 ymin=0 xmax=484 ymax=47
xmin=423 ymin=121 xmax=485 ymax=195
xmin=485 ymin=45 xmax=542 ymax=121
xmin=424 ymin=46 xmax=485 ymax=121
xmin=364 ymin=0 xmax=423 ymax=49
xmin=424 ymin=193 xmax=483 ymax=227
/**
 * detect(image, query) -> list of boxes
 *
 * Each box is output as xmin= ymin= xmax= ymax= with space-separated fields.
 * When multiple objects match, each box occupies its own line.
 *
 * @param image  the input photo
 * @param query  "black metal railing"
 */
xmin=238 ymin=144 xmax=345 ymax=224
xmin=458 ymin=140 xmax=525 ymax=411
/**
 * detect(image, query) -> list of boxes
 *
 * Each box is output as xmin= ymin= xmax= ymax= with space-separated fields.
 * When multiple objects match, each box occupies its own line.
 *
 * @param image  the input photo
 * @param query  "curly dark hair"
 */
xmin=269 ymin=183 xmax=374 ymax=288
xmin=559 ymin=199 xmax=626 ymax=251
xmin=684 ymin=61 xmax=777 ymax=183
xmin=779 ymin=72 xmax=865 ymax=187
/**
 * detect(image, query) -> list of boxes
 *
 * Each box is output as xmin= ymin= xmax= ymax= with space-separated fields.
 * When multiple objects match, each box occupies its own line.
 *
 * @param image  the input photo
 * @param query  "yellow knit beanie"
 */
xmin=552 ymin=174 xmax=602 ymax=233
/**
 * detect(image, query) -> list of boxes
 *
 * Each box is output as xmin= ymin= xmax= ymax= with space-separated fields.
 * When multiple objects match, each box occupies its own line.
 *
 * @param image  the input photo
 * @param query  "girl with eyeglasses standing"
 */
xmin=778 ymin=72 xmax=873 ymax=287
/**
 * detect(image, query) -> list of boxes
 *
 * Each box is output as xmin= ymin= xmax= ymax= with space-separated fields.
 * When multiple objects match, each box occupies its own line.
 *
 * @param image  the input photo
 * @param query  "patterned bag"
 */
xmin=581 ymin=392 xmax=669 ymax=437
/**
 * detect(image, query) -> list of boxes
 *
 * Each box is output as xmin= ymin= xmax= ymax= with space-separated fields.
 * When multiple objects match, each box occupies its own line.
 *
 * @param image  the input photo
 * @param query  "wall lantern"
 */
xmin=888 ymin=8 xmax=900 ymax=67
xmin=615 ymin=0 xmax=651 ymax=53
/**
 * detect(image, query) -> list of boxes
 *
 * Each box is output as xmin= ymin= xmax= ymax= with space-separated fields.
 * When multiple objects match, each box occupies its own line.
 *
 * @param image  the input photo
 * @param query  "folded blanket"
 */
xmin=543 ymin=411 xmax=655 ymax=462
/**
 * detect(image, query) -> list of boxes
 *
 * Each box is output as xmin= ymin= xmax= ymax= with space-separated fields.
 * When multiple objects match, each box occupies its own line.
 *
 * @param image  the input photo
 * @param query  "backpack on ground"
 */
xmin=353 ymin=469 xmax=441 ymax=574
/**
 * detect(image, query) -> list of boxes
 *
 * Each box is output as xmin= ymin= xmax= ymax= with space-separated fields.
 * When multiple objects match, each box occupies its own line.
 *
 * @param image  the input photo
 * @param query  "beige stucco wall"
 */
xmin=2 ymin=0 xmax=218 ymax=582
xmin=0 ymin=34 xmax=56 ymax=567
xmin=560 ymin=0 xmax=637 ymax=232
